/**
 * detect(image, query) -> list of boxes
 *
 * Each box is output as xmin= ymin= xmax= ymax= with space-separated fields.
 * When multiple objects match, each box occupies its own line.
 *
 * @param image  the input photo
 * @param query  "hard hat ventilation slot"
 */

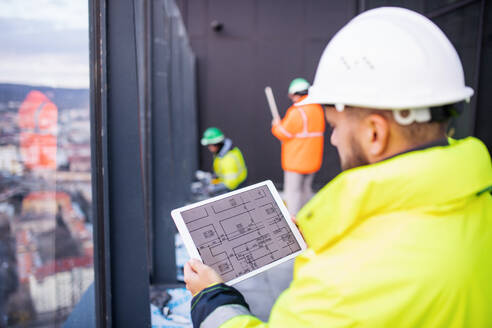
xmin=340 ymin=57 xmax=351 ymax=70
xmin=362 ymin=56 xmax=374 ymax=69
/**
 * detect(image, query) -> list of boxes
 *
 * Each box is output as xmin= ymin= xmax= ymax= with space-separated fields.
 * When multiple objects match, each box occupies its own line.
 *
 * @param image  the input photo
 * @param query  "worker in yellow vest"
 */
xmin=200 ymin=127 xmax=247 ymax=195
xmin=185 ymin=7 xmax=492 ymax=328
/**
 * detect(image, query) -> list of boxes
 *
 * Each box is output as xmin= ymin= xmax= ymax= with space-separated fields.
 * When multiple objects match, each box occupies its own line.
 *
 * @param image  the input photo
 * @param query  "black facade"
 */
xmin=177 ymin=0 xmax=492 ymax=189
xmin=82 ymin=1 xmax=492 ymax=325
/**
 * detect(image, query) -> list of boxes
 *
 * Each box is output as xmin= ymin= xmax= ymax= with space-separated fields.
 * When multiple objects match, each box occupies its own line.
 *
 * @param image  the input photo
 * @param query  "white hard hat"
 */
xmin=299 ymin=7 xmax=474 ymax=110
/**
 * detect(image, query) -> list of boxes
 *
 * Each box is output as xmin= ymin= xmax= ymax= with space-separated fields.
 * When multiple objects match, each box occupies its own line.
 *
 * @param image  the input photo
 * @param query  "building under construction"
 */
xmin=0 ymin=0 xmax=491 ymax=327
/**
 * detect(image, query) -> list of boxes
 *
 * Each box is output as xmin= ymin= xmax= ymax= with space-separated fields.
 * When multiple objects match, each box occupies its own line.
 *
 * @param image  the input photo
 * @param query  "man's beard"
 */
xmin=340 ymin=136 xmax=370 ymax=171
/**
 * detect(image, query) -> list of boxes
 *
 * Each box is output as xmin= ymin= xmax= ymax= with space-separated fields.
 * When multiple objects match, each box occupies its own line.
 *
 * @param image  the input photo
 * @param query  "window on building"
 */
xmin=0 ymin=1 xmax=93 ymax=326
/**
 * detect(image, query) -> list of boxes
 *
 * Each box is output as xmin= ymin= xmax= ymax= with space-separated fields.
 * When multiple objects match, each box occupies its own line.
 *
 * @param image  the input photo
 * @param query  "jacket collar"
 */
xmin=297 ymin=137 xmax=492 ymax=253
xmin=217 ymin=138 xmax=232 ymax=158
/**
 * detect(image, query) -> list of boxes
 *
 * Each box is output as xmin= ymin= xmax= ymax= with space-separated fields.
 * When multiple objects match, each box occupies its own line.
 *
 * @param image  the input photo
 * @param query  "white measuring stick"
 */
xmin=264 ymin=86 xmax=281 ymax=122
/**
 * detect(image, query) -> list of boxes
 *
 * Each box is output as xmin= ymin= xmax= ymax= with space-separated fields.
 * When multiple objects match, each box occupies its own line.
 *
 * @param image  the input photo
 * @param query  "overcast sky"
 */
xmin=0 ymin=0 xmax=89 ymax=88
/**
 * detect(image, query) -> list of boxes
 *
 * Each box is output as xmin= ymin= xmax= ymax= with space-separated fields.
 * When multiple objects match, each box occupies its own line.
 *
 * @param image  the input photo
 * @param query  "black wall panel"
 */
xmin=177 ymin=0 xmax=356 ymax=188
xmin=177 ymin=0 xmax=492 ymax=188
xmin=475 ymin=0 xmax=492 ymax=152
xmin=151 ymin=0 xmax=198 ymax=283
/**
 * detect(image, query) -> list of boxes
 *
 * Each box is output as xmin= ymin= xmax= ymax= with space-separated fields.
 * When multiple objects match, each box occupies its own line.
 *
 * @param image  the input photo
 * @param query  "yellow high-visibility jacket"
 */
xmin=213 ymin=139 xmax=247 ymax=190
xmin=194 ymin=137 xmax=492 ymax=328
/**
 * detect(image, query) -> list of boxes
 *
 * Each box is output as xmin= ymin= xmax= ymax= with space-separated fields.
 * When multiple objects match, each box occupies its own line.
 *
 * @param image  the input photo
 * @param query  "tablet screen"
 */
xmin=180 ymin=184 xmax=302 ymax=282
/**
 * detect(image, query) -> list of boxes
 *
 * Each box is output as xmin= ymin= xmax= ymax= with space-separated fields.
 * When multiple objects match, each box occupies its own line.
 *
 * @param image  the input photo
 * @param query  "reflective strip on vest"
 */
xmin=217 ymin=152 xmax=245 ymax=181
xmin=277 ymin=124 xmax=293 ymax=138
xmin=295 ymin=107 xmax=323 ymax=138
xmin=22 ymin=101 xmax=48 ymax=134
xmin=201 ymin=304 xmax=251 ymax=328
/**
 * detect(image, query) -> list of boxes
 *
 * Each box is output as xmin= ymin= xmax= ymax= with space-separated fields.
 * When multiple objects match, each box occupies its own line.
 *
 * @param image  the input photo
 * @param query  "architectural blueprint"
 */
xmin=181 ymin=185 xmax=301 ymax=282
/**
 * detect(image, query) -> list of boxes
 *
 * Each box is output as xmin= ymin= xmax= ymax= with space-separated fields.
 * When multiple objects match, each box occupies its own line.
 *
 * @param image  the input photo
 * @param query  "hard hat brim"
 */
xmin=297 ymin=86 xmax=474 ymax=110
xmin=201 ymin=135 xmax=225 ymax=146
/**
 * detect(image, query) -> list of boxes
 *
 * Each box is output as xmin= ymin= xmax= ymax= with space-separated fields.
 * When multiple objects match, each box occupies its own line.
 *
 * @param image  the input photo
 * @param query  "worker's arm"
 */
xmin=185 ymin=255 xmax=349 ymax=328
xmin=184 ymin=259 xmax=266 ymax=328
xmin=271 ymin=107 xmax=303 ymax=142
xmin=184 ymin=225 xmax=317 ymax=328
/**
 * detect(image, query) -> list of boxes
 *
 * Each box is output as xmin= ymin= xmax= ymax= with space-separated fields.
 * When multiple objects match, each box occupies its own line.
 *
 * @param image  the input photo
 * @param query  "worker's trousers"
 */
xmin=283 ymin=170 xmax=315 ymax=216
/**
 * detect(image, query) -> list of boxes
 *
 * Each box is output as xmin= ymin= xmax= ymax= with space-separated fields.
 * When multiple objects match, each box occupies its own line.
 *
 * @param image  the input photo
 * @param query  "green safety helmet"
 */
xmin=288 ymin=78 xmax=310 ymax=95
xmin=201 ymin=127 xmax=225 ymax=146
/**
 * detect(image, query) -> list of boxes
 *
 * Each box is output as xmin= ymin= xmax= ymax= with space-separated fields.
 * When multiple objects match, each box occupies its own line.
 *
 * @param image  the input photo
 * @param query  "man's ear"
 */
xmin=362 ymin=113 xmax=390 ymax=158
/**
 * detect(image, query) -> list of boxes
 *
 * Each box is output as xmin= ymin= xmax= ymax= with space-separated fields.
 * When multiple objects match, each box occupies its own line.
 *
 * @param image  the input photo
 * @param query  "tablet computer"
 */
xmin=171 ymin=180 xmax=306 ymax=285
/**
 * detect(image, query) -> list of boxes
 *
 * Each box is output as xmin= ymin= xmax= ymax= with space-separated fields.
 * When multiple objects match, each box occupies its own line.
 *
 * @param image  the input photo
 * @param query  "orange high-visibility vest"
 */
xmin=272 ymin=96 xmax=325 ymax=174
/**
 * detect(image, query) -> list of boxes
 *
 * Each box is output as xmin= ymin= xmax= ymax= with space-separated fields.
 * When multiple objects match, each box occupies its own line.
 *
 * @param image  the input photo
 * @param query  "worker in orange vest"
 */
xmin=18 ymin=90 xmax=58 ymax=170
xmin=271 ymin=78 xmax=325 ymax=215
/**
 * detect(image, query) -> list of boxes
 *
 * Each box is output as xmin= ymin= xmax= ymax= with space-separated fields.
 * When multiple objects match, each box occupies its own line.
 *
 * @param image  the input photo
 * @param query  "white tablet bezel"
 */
xmin=171 ymin=180 xmax=306 ymax=285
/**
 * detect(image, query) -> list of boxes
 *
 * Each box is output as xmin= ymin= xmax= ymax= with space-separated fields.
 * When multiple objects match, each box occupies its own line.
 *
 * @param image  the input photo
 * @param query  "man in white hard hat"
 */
xmin=184 ymin=7 xmax=492 ymax=328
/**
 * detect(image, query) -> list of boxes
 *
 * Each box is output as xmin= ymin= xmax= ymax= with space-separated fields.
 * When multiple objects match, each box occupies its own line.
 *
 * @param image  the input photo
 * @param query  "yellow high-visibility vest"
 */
xmin=213 ymin=146 xmax=247 ymax=190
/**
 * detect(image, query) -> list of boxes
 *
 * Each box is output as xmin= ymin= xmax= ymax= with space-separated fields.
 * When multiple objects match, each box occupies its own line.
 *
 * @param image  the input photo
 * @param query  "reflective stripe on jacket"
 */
xmin=213 ymin=139 xmax=247 ymax=190
xmin=193 ymin=137 xmax=492 ymax=328
xmin=271 ymin=96 xmax=325 ymax=174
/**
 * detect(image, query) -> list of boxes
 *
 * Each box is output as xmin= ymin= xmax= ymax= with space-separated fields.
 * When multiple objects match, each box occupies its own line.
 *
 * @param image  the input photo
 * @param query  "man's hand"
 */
xmin=184 ymin=259 xmax=224 ymax=296
xmin=272 ymin=118 xmax=280 ymax=126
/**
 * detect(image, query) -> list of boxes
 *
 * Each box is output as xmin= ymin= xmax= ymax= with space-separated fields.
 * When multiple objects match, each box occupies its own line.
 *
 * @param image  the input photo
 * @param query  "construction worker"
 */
xmin=200 ymin=127 xmax=247 ymax=195
xmin=271 ymin=78 xmax=325 ymax=215
xmin=184 ymin=7 xmax=492 ymax=328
